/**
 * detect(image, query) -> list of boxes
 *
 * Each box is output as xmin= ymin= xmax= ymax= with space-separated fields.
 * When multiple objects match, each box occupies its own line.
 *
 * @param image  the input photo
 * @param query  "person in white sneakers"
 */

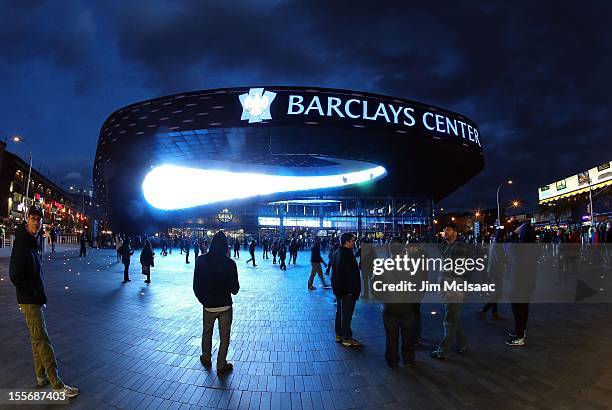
xmin=9 ymin=205 xmax=79 ymax=398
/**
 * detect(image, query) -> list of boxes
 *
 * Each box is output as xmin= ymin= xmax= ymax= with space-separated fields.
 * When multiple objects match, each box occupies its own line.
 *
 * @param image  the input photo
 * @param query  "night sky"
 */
xmin=1 ymin=1 xmax=611 ymax=212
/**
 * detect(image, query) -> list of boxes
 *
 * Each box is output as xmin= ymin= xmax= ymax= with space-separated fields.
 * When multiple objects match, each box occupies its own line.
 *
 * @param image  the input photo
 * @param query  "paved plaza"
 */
xmin=1 ymin=247 xmax=612 ymax=409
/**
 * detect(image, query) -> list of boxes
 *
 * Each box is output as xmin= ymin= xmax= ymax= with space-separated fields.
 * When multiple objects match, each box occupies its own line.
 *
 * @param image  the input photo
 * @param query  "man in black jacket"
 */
xmin=308 ymin=237 xmax=329 ymax=289
xmin=245 ymin=239 xmax=256 ymax=266
xmin=121 ymin=237 xmax=134 ymax=283
xmin=9 ymin=205 xmax=79 ymax=398
xmin=331 ymin=232 xmax=362 ymax=347
xmin=193 ymin=231 xmax=240 ymax=375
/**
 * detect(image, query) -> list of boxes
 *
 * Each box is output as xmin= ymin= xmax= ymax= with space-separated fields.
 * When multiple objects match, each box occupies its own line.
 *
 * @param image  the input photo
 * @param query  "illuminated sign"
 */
xmin=217 ymin=209 xmax=233 ymax=223
xmin=239 ymin=88 xmax=276 ymax=123
xmin=539 ymin=160 xmax=612 ymax=202
xmin=287 ymin=95 xmax=480 ymax=146
xmin=142 ymin=164 xmax=386 ymax=210
xmin=287 ymin=95 xmax=480 ymax=145
xmin=237 ymin=88 xmax=481 ymax=146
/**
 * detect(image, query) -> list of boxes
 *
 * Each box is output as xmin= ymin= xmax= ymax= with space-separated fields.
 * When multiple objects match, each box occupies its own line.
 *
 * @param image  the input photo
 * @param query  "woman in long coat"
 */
xmin=140 ymin=239 xmax=155 ymax=284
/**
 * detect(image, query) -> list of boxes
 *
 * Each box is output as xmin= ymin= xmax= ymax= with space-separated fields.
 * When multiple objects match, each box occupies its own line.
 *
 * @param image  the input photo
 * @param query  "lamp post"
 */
xmin=496 ymin=180 xmax=513 ymax=228
xmin=13 ymin=136 xmax=33 ymax=215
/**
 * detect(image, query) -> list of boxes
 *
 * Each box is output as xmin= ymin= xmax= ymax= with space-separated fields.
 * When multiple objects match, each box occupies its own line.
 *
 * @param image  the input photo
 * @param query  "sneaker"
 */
xmin=54 ymin=384 xmax=79 ymax=398
xmin=200 ymin=356 xmax=212 ymax=368
xmin=341 ymin=338 xmax=362 ymax=347
xmin=335 ymin=334 xmax=342 ymax=343
xmin=430 ymin=350 xmax=449 ymax=360
xmin=308 ymin=286 xmax=316 ymax=290
xmin=217 ymin=363 xmax=233 ymax=375
xmin=508 ymin=330 xmax=527 ymax=339
xmin=36 ymin=376 xmax=49 ymax=387
xmin=505 ymin=337 xmax=526 ymax=346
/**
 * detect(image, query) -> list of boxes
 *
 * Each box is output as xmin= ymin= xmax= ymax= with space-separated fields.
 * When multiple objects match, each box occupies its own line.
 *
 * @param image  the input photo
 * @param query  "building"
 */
xmin=0 ymin=140 xmax=89 ymax=235
xmin=94 ymin=86 xmax=485 ymax=236
xmin=537 ymin=160 xmax=612 ymax=228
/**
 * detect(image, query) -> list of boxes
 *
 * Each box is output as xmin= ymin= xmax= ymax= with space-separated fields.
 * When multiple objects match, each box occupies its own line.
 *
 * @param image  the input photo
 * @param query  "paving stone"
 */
xmin=0 ymin=248 xmax=611 ymax=409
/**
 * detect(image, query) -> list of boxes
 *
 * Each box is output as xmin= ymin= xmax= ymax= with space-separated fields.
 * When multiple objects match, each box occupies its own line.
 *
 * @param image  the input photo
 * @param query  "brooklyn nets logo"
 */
xmin=217 ymin=208 xmax=233 ymax=223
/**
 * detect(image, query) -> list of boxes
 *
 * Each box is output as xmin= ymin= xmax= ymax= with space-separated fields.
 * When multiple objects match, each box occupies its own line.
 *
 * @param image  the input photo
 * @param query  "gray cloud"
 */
xmin=1 ymin=0 xmax=611 ymax=209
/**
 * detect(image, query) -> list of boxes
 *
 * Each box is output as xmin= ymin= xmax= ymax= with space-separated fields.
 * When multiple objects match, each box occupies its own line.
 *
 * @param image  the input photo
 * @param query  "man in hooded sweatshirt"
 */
xmin=193 ymin=231 xmax=240 ymax=375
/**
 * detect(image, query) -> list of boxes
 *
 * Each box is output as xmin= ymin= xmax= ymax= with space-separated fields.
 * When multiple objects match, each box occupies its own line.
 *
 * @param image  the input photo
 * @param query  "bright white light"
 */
xmin=258 ymin=217 xmax=281 ymax=226
xmin=268 ymin=199 xmax=341 ymax=205
xmin=283 ymin=218 xmax=321 ymax=228
xmin=143 ymin=164 xmax=386 ymax=210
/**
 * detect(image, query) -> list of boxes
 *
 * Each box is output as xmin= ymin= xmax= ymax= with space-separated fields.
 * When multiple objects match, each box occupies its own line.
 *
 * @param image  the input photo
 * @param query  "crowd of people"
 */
xmin=9 ymin=203 xmax=612 ymax=398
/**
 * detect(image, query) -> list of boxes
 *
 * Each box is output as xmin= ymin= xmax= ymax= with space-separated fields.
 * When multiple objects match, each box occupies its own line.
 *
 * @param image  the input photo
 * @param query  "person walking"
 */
xmin=140 ymin=239 xmax=155 ymax=284
xmin=308 ymin=238 xmax=329 ymax=290
xmin=479 ymin=229 xmax=506 ymax=319
xmin=50 ymin=227 xmax=57 ymax=253
xmin=233 ymin=237 xmax=240 ymax=258
xmin=331 ymin=233 xmax=362 ymax=347
xmin=325 ymin=241 xmax=339 ymax=275
xmin=289 ymin=239 xmax=299 ymax=265
xmin=9 ymin=204 xmax=79 ymax=398
xmin=121 ymin=237 xmax=134 ymax=283
xmin=271 ymin=240 xmax=278 ymax=264
xmin=431 ymin=222 xmax=468 ymax=360
xmin=115 ymin=235 xmax=122 ymax=262
xmin=246 ymin=239 xmax=257 ymax=266
xmin=193 ymin=231 xmax=240 ymax=376
xmin=263 ymin=238 xmax=270 ymax=259
xmin=278 ymin=242 xmax=287 ymax=270
xmin=382 ymin=238 xmax=420 ymax=369
xmin=356 ymin=238 xmax=375 ymax=299
xmin=79 ymin=232 xmax=87 ymax=258
xmin=200 ymin=239 xmax=208 ymax=255
xmin=505 ymin=222 xmax=539 ymax=346
xmin=194 ymin=238 xmax=200 ymax=260
xmin=185 ymin=236 xmax=191 ymax=264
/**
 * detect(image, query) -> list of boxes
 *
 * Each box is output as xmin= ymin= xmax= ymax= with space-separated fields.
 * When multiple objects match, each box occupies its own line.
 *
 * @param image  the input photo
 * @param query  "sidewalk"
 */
xmin=0 ymin=243 xmax=81 ymax=258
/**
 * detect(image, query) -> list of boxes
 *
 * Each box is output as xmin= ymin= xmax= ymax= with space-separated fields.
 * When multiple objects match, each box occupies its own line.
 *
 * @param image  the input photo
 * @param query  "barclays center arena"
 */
xmin=93 ymin=86 xmax=484 ymax=237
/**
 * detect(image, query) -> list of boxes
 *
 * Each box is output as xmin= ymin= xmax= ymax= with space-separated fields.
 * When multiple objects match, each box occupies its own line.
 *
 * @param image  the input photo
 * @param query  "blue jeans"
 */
xmin=335 ymin=294 xmax=358 ymax=340
xmin=437 ymin=303 xmax=466 ymax=355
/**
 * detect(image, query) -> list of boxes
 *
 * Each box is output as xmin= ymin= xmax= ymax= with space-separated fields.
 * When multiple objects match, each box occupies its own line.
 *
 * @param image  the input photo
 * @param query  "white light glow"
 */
xmin=258 ymin=217 xmax=281 ymax=226
xmin=268 ymin=199 xmax=341 ymax=205
xmin=143 ymin=164 xmax=386 ymax=210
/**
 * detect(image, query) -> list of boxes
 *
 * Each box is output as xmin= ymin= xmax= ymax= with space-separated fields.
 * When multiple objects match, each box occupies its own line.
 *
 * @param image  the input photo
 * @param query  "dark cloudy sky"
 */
xmin=1 ymin=0 xmax=611 ymax=211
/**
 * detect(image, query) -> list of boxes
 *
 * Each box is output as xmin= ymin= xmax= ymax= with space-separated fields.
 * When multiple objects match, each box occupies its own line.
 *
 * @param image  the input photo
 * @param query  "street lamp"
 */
xmin=13 ymin=136 xmax=33 ymax=214
xmin=496 ymin=180 xmax=513 ymax=228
